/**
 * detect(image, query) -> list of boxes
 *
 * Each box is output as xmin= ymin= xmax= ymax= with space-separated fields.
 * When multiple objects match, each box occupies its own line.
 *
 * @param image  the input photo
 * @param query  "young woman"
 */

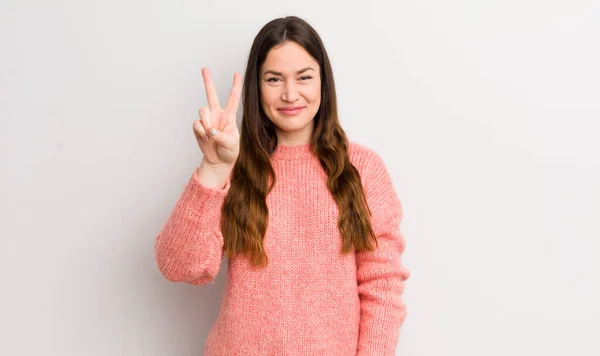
xmin=155 ymin=15 xmax=410 ymax=356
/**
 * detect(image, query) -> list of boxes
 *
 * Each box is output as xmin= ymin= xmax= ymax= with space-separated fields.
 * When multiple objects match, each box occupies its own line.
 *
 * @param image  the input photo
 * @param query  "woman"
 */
xmin=155 ymin=15 xmax=410 ymax=356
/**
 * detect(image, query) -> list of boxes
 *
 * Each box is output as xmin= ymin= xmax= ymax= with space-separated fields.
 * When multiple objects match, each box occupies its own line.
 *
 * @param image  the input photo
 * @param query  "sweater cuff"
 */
xmin=178 ymin=168 xmax=231 ymax=229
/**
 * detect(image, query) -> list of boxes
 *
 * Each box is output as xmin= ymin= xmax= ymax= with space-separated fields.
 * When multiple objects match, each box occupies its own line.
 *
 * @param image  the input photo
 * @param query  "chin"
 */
xmin=279 ymin=119 xmax=314 ymax=131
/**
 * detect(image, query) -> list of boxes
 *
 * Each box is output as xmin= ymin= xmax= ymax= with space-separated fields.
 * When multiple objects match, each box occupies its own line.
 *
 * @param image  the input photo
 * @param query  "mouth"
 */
xmin=277 ymin=106 xmax=304 ymax=116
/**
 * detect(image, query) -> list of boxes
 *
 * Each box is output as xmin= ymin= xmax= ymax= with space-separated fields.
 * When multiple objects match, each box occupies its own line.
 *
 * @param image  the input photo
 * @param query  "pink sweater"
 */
xmin=154 ymin=141 xmax=410 ymax=356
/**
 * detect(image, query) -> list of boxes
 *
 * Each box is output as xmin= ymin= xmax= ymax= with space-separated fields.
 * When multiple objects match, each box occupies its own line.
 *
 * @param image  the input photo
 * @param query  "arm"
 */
xmin=154 ymin=165 xmax=231 ymax=285
xmin=356 ymin=152 xmax=411 ymax=356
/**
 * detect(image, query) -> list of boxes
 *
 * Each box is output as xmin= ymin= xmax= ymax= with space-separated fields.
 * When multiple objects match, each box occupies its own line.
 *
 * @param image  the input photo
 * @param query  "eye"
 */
xmin=266 ymin=76 xmax=312 ymax=82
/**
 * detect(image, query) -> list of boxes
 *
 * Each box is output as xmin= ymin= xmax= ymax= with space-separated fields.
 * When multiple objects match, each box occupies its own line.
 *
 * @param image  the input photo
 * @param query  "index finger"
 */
xmin=225 ymin=72 xmax=242 ymax=116
xmin=201 ymin=67 xmax=221 ymax=110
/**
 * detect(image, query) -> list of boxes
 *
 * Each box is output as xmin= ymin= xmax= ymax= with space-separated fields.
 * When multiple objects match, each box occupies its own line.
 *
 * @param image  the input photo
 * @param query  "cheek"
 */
xmin=306 ymin=84 xmax=321 ymax=104
xmin=306 ymin=90 xmax=321 ymax=106
xmin=260 ymin=88 xmax=278 ymax=109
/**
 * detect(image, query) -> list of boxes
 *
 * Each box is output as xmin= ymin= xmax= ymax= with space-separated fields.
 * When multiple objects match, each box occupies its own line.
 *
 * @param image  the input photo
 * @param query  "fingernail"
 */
xmin=210 ymin=128 xmax=216 ymax=136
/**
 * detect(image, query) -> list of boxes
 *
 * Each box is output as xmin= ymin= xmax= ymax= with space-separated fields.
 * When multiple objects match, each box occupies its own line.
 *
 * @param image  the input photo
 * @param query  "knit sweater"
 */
xmin=154 ymin=141 xmax=410 ymax=356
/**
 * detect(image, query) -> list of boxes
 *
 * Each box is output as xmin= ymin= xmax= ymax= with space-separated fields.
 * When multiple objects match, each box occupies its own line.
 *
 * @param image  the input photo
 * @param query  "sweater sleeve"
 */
xmin=356 ymin=152 xmax=411 ymax=356
xmin=154 ymin=167 xmax=231 ymax=285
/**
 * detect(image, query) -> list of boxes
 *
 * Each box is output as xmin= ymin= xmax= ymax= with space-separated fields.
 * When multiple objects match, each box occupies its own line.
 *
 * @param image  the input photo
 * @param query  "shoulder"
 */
xmin=347 ymin=140 xmax=389 ymax=179
xmin=348 ymin=141 xmax=400 ymax=213
xmin=348 ymin=142 xmax=402 ymax=221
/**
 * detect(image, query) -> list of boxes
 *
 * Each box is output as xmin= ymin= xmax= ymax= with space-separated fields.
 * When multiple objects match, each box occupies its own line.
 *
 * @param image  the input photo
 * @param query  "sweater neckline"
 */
xmin=271 ymin=143 xmax=314 ymax=161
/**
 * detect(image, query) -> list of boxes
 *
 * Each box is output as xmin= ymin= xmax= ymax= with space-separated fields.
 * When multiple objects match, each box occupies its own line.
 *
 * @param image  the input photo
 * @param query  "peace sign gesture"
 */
xmin=193 ymin=67 xmax=242 ymax=168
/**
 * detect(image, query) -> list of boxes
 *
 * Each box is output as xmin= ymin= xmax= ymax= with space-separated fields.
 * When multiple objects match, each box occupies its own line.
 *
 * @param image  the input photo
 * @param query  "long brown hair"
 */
xmin=221 ymin=16 xmax=378 ymax=267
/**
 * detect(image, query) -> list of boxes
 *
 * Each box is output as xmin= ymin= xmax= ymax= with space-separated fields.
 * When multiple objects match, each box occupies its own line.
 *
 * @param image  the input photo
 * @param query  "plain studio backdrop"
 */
xmin=1 ymin=0 xmax=599 ymax=355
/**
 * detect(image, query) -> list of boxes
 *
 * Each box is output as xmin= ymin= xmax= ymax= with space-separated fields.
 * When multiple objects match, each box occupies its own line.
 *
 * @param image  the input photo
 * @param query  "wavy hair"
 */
xmin=221 ymin=16 xmax=378 ymax=267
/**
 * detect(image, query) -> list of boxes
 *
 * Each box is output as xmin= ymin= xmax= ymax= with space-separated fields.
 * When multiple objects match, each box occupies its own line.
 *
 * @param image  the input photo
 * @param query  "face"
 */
xmin=259 ymin=41 xmax=321 ymax=145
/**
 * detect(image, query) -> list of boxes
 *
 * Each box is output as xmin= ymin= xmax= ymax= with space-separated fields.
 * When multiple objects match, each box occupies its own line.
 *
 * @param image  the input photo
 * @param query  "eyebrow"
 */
xmin=263 ymin=67 xmax=315 ymax=76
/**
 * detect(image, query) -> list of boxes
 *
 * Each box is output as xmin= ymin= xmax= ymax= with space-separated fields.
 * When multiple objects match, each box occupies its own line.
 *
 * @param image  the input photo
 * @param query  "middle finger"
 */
xmin=202 ymin=67 xmax=221 ymax=110
xmin=199 ymin=106 xmax=213 ymax=138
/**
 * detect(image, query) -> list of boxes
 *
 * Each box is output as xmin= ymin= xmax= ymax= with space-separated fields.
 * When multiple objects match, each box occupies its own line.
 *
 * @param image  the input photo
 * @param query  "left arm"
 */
xmin=356 ymin=152 xmax=411 ymax=356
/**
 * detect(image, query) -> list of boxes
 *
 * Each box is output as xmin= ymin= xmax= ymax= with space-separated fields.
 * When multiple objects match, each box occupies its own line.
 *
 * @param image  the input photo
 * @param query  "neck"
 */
xmin=270 ymin=142 xmax=314 ymax=161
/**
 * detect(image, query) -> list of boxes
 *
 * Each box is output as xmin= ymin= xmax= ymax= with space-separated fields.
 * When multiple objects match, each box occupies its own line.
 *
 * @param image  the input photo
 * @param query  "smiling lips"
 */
xmin=278 ymin=106 xmax=304 ymax=116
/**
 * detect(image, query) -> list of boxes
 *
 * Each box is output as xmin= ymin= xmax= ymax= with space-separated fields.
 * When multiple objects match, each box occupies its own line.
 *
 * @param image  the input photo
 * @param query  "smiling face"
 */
xmin=259 ymin=41 xmax=321 ymax=145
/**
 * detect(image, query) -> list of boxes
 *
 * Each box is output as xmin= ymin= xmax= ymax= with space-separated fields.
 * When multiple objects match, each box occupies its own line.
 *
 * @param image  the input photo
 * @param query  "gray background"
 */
xmin=1 ymin=0 xmax=599 ymax=355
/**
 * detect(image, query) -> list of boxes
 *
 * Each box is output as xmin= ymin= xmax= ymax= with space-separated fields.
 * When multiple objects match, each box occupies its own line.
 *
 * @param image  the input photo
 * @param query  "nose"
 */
xmin=281 ymin=81 xmax=300 ymax=102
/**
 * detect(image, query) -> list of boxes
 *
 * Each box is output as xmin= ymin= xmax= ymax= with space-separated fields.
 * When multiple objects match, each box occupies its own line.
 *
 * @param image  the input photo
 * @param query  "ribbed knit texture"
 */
xmin=154 ymin=141 xmax=410 ymax=356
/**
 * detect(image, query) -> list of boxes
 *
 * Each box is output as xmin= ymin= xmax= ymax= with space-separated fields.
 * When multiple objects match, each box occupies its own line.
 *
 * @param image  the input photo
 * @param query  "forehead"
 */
xmin=261 ymin=41 xmax=319 ymax=73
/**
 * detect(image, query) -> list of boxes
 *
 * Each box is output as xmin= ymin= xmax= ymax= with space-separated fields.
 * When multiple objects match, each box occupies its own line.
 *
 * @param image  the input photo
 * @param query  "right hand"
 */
xmin=193 ymin=67 xmax=242 ymax=168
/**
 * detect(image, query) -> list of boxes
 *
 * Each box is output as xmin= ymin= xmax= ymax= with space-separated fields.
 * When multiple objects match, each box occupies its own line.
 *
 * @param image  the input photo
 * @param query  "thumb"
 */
xmin=210 ymin=128 xmax=236 ymax=148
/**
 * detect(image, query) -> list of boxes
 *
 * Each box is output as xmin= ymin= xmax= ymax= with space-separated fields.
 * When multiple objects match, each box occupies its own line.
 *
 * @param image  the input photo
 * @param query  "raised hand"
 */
xmin=193 ymin=67 xmax=242 ymax=168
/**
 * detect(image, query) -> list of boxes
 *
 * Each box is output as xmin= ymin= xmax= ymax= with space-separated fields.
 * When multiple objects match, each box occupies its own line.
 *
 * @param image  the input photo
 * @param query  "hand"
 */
xmin=193 ymin=67 xmax=242 ymax=168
